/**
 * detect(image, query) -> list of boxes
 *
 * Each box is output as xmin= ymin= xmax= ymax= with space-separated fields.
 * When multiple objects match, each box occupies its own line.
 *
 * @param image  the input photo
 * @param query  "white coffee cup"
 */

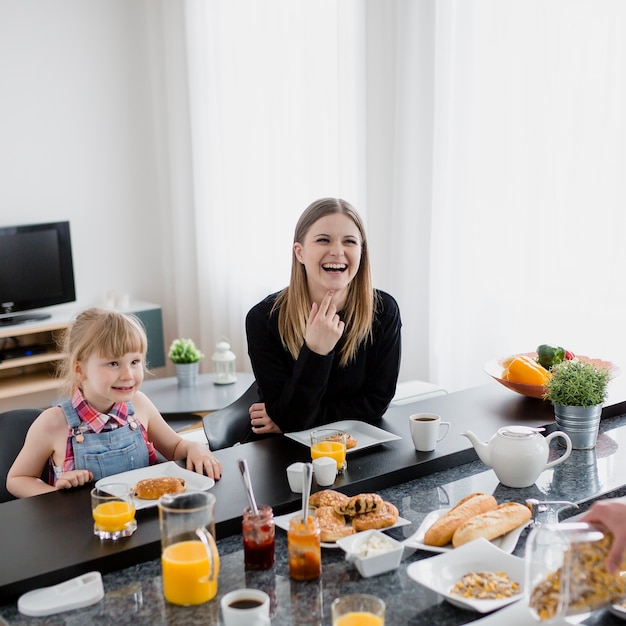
xmin=409 ymin=413 xmax=450 ymax=452
xmin=287 ymin=462 xmax=305 ymax=492
xmin=312 ymin=456 xmax=337 ymax=486
xmin=221 ymin=589 xmax=270 ymax=626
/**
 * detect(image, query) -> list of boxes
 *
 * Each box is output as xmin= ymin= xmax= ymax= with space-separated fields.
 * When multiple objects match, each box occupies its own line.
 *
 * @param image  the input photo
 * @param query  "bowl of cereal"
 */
xmin=336 ymin=530 xmax=403 ymax=578
xmin=406 ymin=537 xmax=526 ymax=613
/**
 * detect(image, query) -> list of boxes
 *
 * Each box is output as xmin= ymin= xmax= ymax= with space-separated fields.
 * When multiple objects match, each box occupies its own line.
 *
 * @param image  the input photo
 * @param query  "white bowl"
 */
xmin=406 ymin=537 xmax=525 ymax=613
xmin=286 ymin=462 xmax=305 ymax=492
xmin=336 ymin=530 xmax=403 ymax=578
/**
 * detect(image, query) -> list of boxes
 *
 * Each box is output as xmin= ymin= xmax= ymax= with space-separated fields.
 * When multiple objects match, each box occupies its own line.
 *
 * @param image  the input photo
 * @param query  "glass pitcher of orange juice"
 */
xmin=310 ymin=429 xmax=347 ymax=473
xmin=158 ymin=491 xmax=219 ymax=606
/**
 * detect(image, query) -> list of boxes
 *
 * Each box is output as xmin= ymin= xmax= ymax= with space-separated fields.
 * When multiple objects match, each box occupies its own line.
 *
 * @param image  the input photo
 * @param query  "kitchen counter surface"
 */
xmin=2 ymin=382 xmax=626 ymax=625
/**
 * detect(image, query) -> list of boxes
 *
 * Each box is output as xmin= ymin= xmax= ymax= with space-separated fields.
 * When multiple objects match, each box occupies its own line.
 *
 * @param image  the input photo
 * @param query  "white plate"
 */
xmin=609 ymin=601 xmax=626 ymax=620
xmin=406 ymin=538 xmax=525 ymax=613
xmin=95 ymin=461 xmax=215 ymax=510
xmin=402 ymin=507 xmax=529 ymax=554
xmin=468 ymin=600 xmax=588 ymax=625
xmin=285 ymin=420 xmax=401 ymax=453
xmin=274 ymin=509 xmax=411 ymax=549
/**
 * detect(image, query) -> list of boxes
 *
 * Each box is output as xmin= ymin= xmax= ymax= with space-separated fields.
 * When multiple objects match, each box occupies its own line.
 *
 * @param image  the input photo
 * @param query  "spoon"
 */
xmin=301 ymin=462 xmax=313 ymax=522
xmin=238 ymin=458 xmax=259 ymax=515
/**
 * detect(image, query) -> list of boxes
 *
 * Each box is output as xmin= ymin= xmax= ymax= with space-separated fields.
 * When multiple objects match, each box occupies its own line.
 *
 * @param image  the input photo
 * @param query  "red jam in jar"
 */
xmin=242 ymin=505 xmax=275 ymax=570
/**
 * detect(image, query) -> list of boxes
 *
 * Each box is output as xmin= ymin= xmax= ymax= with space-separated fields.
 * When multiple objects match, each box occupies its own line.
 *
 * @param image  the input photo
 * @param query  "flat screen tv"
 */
xmin=0 ymin=221 xmax=76 ymax=327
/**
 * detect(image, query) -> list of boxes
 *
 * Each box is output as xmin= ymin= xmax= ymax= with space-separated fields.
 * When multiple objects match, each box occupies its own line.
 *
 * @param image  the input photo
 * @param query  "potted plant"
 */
xmin=544 ymin=359 xmax=611 ymax=449
xmin=168 ymin=338 xmax=204 ymax=387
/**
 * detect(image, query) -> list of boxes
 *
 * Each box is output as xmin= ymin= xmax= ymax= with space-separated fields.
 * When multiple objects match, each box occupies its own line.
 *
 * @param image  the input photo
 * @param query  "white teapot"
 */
xmin=461 ymin=426 xmax=572 ymax=488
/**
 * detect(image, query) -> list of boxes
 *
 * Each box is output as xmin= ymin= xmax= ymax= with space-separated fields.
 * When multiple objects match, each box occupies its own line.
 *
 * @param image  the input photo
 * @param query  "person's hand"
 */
xmin=55 ymin=469 xmax=93 ymax=491
xmin=249 ymin=402 xmax=282 ymax=434
xmin=305 ymin=290 xmax=345 ymax=356
xmin=581 ymin=498 xmax=626 ymax=573
xmin=185 ymin=442 xmax=222 ymax=480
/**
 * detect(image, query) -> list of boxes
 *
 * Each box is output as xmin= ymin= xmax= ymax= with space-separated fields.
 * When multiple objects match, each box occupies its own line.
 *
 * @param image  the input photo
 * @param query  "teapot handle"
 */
xmin=543 ymin=431 xmax=573 ymax=469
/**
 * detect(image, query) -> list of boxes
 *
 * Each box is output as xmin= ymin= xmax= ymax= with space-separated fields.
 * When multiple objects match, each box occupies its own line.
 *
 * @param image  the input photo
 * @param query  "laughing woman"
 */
xmin=245 ymin=197 xmax=402 ymax=437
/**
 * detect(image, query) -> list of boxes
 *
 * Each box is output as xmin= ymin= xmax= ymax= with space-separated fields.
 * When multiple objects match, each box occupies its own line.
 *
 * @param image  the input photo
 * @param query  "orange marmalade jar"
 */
xmin=288 ymin=514 xmax=321 ymax=581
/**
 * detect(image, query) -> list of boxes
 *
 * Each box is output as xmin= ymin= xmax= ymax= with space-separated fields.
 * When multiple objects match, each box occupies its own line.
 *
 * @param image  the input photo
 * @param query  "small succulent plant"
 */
xmin=168 ymin=338 xmax=204 ymax=364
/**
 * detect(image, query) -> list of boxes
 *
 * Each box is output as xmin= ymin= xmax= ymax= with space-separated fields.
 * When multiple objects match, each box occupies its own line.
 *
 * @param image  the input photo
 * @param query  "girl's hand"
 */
xmin=305 ymin=291 xmax=345 ymax=356
xmin=249 ymin=402 xmax=282 ymax=434
xmin=55 ymin=469 xmax=93 ymax=491
xmin=185 ymin=442 xmax=222 ymax=480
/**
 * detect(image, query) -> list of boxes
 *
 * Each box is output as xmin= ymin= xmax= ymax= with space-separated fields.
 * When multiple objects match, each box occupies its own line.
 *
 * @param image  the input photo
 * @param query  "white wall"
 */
xmin=0 ymin=0 xmax=165 ymax=314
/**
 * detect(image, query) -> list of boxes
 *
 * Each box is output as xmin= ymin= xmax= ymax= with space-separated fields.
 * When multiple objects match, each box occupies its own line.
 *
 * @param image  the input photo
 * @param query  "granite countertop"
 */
xmin=2 ymin=412 xmax=626 ymax=626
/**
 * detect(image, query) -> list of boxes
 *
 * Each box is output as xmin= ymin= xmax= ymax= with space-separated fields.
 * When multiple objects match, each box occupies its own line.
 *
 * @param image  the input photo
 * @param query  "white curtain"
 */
xmin=152 ymin=0 xmax=626 ymax=392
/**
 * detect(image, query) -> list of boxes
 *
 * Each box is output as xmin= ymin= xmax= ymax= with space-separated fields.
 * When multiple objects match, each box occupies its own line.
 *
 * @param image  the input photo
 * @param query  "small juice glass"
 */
xmin=331 ymin=594 xmax=385 ymax=626
xmin=288 ymin=514 xmax=321 ymax=581
xmin=91 ymin=483 xmax=137 ymax=540
xmin=242 ymin=504 xmax=275 ymax=570
xmin=310 ymin=429 xmax=347 ymax=473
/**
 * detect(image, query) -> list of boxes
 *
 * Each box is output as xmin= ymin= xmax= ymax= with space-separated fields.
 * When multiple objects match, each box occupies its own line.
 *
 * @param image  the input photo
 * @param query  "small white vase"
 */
xmin=175 ymin=362 xmax=199 ymax=387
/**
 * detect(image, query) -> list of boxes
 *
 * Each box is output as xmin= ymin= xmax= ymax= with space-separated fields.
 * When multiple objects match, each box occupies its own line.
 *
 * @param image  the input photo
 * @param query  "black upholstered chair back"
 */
xmin=202 ymin=382 xmax=259 ymax=450
xmin=0 ymin=408 xmax=43 ymax=503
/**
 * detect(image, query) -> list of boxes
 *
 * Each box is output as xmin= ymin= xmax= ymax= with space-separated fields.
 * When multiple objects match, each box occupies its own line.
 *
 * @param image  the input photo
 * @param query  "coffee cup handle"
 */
xmin=437 ymin=421 xmax=451 ymax=442
xmin=195 ymin=527 xmax=218 ymax=583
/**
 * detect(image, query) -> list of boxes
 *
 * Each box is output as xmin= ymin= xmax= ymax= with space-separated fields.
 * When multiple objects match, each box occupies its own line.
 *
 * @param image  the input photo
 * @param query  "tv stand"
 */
xmin=0 ymin=313 xmax=52 ymax=327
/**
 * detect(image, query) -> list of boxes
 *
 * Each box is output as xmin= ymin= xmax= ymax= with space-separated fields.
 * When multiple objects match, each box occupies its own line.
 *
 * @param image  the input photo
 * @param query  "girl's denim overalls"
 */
xmin=60 ymin=400 xmax=150 ymax=481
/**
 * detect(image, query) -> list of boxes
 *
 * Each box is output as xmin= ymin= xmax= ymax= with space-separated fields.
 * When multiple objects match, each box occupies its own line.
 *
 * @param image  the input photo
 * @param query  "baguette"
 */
xmin=423 ymin=493 xmax=498 ymax=547
xmin=452 ymin=501 xmax=531 ymax=548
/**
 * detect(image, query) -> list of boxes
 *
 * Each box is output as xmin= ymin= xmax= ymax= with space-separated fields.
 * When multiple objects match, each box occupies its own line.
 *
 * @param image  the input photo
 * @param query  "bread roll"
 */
xmin=309 ymin=489 xmax=350 ymax=510
xmin=352 ymin=502 xmax=399 ymax=532
xmin=423 ymin=493 xmax=498 ymax=547
xmin=337 ymin=493 xmax=384 ymax=517
xmin=133 ymin=476 xmax=186 ymax=500
xmin=314 ymin=506 xmax=356 ymax=542
xmin=452 ymin=501 xmax=531 ymax=547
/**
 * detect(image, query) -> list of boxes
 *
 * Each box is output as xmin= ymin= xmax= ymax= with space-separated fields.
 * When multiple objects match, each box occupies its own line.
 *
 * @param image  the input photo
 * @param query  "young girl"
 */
xmin=7 ymin=307 xmax=222 ymax=498
xmin=245 ymin=197 xmax=402 ymax=436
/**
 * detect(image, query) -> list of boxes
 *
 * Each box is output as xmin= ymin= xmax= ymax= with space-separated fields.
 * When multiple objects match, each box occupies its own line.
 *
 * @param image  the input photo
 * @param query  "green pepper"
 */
xmin=536 ymin=344 xmax=566 ymax=370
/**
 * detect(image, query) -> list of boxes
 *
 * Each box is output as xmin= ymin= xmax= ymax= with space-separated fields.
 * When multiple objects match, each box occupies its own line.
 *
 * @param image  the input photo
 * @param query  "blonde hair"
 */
xmin=57 ymin=307 xmax=148 ymax=397
xmin=274 ymin=198 xmax=378 ymax=367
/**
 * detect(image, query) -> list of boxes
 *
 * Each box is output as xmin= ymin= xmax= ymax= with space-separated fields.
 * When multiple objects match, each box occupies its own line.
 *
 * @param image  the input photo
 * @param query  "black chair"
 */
xmin=0 ymin=408 xmax=43 ymax=503
xmin=202 ymin=382 xmax=260 ymax=450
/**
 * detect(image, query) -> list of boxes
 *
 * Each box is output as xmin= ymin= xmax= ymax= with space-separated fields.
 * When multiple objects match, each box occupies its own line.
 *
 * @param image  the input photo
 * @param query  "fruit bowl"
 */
xmin=484 ymin=353 xmax=616 ymax=400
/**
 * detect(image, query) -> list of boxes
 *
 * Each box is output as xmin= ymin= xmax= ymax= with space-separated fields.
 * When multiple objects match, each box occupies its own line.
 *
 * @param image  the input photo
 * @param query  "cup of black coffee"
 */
xmin=220 ymin=589 xmax=270 ymax=626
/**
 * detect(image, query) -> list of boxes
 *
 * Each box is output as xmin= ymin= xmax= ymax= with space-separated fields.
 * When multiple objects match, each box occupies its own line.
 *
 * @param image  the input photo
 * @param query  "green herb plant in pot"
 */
xmin=544 ymin=359 xmax=611 ymax=449
xmin=168 ymin=338 xmax=204 ymax=387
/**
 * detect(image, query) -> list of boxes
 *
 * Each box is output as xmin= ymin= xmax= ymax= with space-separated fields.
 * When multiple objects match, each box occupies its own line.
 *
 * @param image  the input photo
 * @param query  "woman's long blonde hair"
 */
xmin=273 ymin=198 xmax=378 ymax=367
xmin=57 ymin=307 xmax=148 ymax=397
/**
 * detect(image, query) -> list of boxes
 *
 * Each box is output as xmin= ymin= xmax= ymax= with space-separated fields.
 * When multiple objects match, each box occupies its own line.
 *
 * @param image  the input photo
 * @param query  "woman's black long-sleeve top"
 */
xmin=245 ymin=289 xmax=402 ymax=433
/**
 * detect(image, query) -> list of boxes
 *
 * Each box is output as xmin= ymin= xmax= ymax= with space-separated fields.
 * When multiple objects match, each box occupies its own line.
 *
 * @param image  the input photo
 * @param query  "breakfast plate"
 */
xmin=274 ymin=509 xmax=411 ymax=549
xmin=285 ymin=420 xmax=401 ymax=453
xmin=95 ymin=461 xmax=215 ymax=510
xmin=406 ymin=538 xmax=525 ymax=613
xmin=609 ymin=600 xmax=626 ymax=620
xmin=402 ymin=507 xmax=529 ymax=554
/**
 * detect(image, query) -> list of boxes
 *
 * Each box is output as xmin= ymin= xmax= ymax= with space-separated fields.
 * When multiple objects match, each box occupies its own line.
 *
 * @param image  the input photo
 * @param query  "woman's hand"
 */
xmin=55 ymin=469 xmax=93 ymax=491
xmin=581 ymin=498 xmax=626 ymax=573
xmin=305 ymin=290 xmax=345 ymax=356
xmin=184 ymin=442 xmax=222 ymax=480
xmin=249 ymin=402 xmax=282 ymax=434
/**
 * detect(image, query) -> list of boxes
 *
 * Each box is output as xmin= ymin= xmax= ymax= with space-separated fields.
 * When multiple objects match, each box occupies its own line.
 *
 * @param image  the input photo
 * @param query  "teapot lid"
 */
xmin=498 ymin=425 xmax=545 ymax=438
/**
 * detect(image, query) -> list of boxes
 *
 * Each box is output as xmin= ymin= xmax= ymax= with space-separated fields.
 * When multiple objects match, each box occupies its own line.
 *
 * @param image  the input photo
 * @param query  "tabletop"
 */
xmin=2 ymin=381 xmax=626 ymax=624
xmin=140 ymin=372 xmax=256 ymax=415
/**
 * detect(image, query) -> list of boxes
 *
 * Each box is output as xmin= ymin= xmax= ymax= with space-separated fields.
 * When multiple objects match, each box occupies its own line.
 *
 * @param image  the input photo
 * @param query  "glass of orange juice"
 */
xmin=158 ymin=491 xmax=219 ymax=606
xmin=310 ymin=429 xmax=347 ymax=473
xmin=91 ymin=483 xmax=137 ymax=540
xmin=331 ymin=594 xmax=385 ymax=626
